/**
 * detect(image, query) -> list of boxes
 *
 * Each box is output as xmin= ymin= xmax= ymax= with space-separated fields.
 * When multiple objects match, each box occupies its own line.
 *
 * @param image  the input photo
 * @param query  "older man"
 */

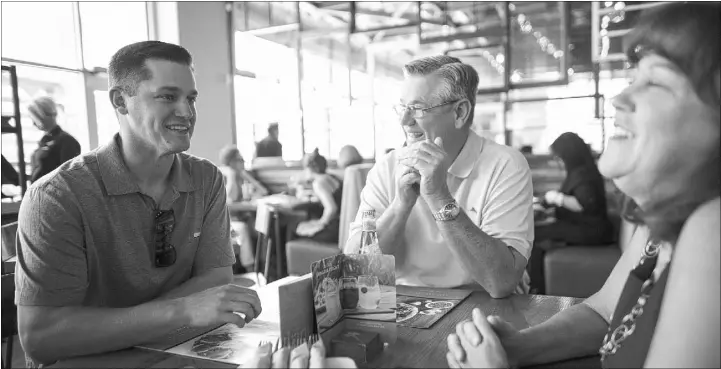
xmin=344 ymin=56 xmax=534 ymax=298
xmin=15 ymin=41 xmax=261 ymax=365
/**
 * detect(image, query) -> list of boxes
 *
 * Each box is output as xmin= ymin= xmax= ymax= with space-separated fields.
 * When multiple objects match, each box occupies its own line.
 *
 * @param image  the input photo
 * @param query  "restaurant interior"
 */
xmin=3 ymin=1 xmax=717 ymax=368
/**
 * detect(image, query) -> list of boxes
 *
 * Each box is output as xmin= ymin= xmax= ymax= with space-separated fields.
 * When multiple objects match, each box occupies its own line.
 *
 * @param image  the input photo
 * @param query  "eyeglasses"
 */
xmin=154 ymin=209 xmax=177 ymax=267
xmin=393 ymin=100 xmax=460 ymax=119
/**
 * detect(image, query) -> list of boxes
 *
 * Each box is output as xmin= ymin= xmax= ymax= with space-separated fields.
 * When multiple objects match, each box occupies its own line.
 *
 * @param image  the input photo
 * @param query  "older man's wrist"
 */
xmin=426 ymin=191 xmax=455 ymax=213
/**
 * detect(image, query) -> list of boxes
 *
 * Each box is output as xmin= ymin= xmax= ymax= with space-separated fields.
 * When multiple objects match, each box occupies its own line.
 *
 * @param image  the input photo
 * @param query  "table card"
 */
xmin=311 ymin=254 xmax=397 ymax=359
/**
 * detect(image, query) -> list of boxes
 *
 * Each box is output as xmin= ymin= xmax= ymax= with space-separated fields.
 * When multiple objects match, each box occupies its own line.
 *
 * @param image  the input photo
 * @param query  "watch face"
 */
xmin=443 ymin=202 xmax=460 ymax=217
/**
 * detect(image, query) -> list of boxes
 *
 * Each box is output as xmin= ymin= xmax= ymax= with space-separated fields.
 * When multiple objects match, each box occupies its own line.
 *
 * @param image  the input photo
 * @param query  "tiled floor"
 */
xmin=2 ymin=336 xmax=25 ymax=368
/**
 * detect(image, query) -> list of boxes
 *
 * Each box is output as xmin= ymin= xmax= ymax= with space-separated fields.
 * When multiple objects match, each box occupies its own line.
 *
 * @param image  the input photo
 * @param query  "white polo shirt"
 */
xmin=347 ymin=131 xmax=534 ymax=290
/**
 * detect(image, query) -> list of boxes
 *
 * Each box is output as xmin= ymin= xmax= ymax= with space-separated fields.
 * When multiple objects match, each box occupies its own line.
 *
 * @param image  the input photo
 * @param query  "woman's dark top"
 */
xmin=557 ymin=165 xmax=612 ymax=227
xmin=305 ymin=173 xmax=343 ymax=243
xmin=601 ymin=246 xmax=670 ymax=368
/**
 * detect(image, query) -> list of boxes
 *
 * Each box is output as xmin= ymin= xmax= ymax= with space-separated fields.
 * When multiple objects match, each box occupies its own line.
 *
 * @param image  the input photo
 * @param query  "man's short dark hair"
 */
xmin=268 ymin=123 xmax=279 ymax=134
xmin=108 ymin=41 xmax=193 ymax=96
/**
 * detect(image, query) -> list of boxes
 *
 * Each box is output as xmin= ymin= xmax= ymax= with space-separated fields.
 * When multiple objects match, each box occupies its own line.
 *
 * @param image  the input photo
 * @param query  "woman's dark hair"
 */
xmin=303 ymin=148 xmax=327 ymax=174
xmin=621 ymin=2 xmax=721 ymax=244
xmin=550 ymin=132 xmax=596 ymax=173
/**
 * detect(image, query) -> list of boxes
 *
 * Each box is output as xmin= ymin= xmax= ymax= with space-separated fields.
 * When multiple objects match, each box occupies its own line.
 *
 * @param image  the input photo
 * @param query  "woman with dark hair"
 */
xmin=295 ymin=148 xmax=343 ymax=243
xmin=529 ymin=132 xmax=614 ymax=292
xmin=538 ymin=132 xmax=614 ymax=245
xmin=446 ymin=3 xmax=720 ymax=368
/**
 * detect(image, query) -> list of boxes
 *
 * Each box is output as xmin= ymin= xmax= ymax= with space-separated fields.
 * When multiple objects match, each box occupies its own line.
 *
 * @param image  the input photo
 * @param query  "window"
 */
xmin=1 ymin=2 xmax=80 ymax=69
xmin=233 ymin=31 xmax=302 ymax=161
xmin=79 ymin=2 xmax=149 ymax=70
xmin=1 ymin=2 xmax=149 ymax=186
xmin=1 ymin=65 xmax=88 ymax=168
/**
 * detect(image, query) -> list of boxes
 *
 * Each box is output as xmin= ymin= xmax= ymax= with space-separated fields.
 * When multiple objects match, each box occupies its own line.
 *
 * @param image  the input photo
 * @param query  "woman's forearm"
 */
xmin=510 ymin=303 xmax=607 ymax=367
xmin=560 ymin=194 xmax=584 ymax=212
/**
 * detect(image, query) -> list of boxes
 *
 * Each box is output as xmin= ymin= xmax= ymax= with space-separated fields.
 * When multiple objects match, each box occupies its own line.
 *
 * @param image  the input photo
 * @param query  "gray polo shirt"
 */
xmin=15 ymin=134 xmax=235 ymax=308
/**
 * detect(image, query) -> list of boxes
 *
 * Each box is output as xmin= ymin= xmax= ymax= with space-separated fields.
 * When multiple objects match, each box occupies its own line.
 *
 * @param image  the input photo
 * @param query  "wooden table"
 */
xmin=52 ymin=289 xmax=601 ymax=369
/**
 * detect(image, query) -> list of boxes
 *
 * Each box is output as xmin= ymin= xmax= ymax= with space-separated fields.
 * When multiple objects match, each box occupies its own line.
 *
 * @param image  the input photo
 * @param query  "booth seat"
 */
xmin=285 ymin=163 xmax=374 ymax=276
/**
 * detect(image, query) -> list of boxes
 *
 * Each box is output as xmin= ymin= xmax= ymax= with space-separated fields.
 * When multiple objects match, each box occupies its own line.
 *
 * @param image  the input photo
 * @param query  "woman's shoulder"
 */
xmin=683 ymin=196 xmax=720 ymax=234
xmin=314 ymin=174 xmax=340 ymax=189
xmin=675 ymin=196 xmax=720 ymax=262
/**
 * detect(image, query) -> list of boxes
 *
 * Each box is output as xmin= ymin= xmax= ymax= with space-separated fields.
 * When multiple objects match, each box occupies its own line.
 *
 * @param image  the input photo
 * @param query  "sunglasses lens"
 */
xmin=155 ymin=244 xmax=177 ymax=267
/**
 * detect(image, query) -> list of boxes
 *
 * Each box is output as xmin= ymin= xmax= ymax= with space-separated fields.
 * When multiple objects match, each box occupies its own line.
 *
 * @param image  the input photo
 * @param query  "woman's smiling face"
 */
xmin=598 ymin=53 xmax=720 ymax=208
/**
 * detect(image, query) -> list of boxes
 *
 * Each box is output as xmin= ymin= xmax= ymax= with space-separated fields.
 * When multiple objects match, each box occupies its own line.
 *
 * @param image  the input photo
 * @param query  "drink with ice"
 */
xmin=358 ymin=275 xmax=381 ymax=310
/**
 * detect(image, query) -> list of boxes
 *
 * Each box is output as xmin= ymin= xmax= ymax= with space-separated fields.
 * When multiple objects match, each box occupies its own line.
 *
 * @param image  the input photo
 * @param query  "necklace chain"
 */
xmin=599 ymin=239 xmax=662 ymax=361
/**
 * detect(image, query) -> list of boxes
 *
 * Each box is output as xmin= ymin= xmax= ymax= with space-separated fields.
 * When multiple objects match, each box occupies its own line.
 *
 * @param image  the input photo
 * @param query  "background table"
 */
xmin=51 ymin=289 xmax=601 ymax=369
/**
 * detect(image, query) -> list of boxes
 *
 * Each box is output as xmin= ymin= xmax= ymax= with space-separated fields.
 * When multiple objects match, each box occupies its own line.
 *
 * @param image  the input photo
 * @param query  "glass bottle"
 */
xmin=359 ymin=209 xmax=381 ymax=254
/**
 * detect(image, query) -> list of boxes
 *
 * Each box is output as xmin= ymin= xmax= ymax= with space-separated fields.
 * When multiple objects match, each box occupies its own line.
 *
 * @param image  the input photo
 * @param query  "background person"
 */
xmin=27 ymin=96 xmax=81 ymax=182
xmin=255 ymin=122 xmax=282 ymax=158
xmin=295 ymin=148 xmax=343 ymax=243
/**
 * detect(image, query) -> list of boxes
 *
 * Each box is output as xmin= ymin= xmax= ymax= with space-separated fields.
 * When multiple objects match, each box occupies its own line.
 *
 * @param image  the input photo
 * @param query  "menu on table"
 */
xmin=137 ymin=275 xmax=315 ymax=365
xmin=395 ymin=285 xmax=472 ymax=329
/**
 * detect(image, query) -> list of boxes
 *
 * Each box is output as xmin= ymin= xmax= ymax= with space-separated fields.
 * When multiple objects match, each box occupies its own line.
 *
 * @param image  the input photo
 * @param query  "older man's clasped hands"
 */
xmin=396 ymin=137 xmax=454 ymax=206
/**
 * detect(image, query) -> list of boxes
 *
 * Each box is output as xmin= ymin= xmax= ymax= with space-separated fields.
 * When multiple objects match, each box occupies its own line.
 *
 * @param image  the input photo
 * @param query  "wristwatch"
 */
xmin=432 ymin=200 xmax=461 ymax=221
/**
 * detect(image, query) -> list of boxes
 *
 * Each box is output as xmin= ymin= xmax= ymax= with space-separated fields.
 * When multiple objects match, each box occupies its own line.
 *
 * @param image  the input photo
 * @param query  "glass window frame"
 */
xmin=1 ymin=2 xmax=151 ymax=178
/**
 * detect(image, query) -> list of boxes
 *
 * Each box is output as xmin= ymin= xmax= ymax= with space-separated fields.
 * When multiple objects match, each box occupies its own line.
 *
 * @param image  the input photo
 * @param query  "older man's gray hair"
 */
xmin=403 ymin=55 xmax=479 ymax=127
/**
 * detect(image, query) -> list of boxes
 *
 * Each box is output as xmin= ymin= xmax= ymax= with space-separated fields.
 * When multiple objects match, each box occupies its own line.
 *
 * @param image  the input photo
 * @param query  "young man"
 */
xmin=15 ymin=41 xmax=261 ymax=365
xmin=344 ymin=55 xmax=534 ymax=298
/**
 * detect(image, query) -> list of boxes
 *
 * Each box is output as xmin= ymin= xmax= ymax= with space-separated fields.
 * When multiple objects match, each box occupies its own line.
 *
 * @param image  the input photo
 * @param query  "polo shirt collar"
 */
xmin=448 ymin=131 xmax=484 ymax=179
xmin=97 ymin=133 xmax=196 ymax=196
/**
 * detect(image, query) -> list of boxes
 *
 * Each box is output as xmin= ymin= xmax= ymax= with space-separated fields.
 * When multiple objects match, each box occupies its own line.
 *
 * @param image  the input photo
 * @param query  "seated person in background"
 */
xmin=255 ymin=122 xmax=283 ymax=158
xmin=27 ymin=96 xmax=81 ymax=183
xmin=529 ymin=132 xmax=614 ymax=293
xmin=1 ymin=154 xmax=19 ymax=197
xmin=344 ymin=55 xmax=534 ymax=298
xmin=295 ymin=148 xmax=343 ymax=243
xmin=337 ymin=145 xmax=363 ymax=169
xmin=447 ymin=3 xmax=719 ymax=367
xmin=15 ymin=41 xmax=261 ymax=366
xmin=218 ymin=144 xmax=269 ymax=202
xmin=218 ymin=144 xmax=269 ymax=272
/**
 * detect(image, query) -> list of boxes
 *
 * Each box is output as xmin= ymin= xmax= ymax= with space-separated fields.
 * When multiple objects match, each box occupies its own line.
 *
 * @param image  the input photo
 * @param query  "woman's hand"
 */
xmin=242 ymin=339 xmax=327 ymax=368
xmin=446 ymin=308 xmax=513 ymax=368
xmin=296 ymin=220 xmax=325 ymax=237
xmin=544 ymin=190 xmax=564 ymax=207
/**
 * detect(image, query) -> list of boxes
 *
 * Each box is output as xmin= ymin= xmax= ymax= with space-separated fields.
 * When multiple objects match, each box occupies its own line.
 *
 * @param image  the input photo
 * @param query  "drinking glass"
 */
xmin=357 ymin=275 xmax=381 ymax=310
xmin=340 ymin=277 xmax=359 ymax=309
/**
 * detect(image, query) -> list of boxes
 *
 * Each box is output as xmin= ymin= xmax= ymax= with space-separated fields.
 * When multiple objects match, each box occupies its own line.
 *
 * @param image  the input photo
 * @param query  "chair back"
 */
xmin=1 ymin=222 xmax=17 ymax=262
xmin=338 ymin=163 xmax=374 ymax=247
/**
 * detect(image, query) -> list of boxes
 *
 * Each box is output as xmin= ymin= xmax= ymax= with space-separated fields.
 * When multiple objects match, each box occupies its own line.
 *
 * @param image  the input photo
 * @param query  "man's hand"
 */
xmin=447 ymin=309 xmax=522 ymax=368
xmin=179 ymin=284 xmax=262 ymax=329
xmin=394 ymin=145 xmax=422 ymax=210
xmin=398 ymin=137 xmax=452 ymax=209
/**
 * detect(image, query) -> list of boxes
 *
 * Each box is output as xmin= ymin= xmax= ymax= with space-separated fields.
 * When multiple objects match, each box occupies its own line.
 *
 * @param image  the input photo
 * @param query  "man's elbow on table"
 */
xmin=486 ymin=282 xmax=516 ymax=299
xmin=19 ymin=310 xmax=62 ymax=365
